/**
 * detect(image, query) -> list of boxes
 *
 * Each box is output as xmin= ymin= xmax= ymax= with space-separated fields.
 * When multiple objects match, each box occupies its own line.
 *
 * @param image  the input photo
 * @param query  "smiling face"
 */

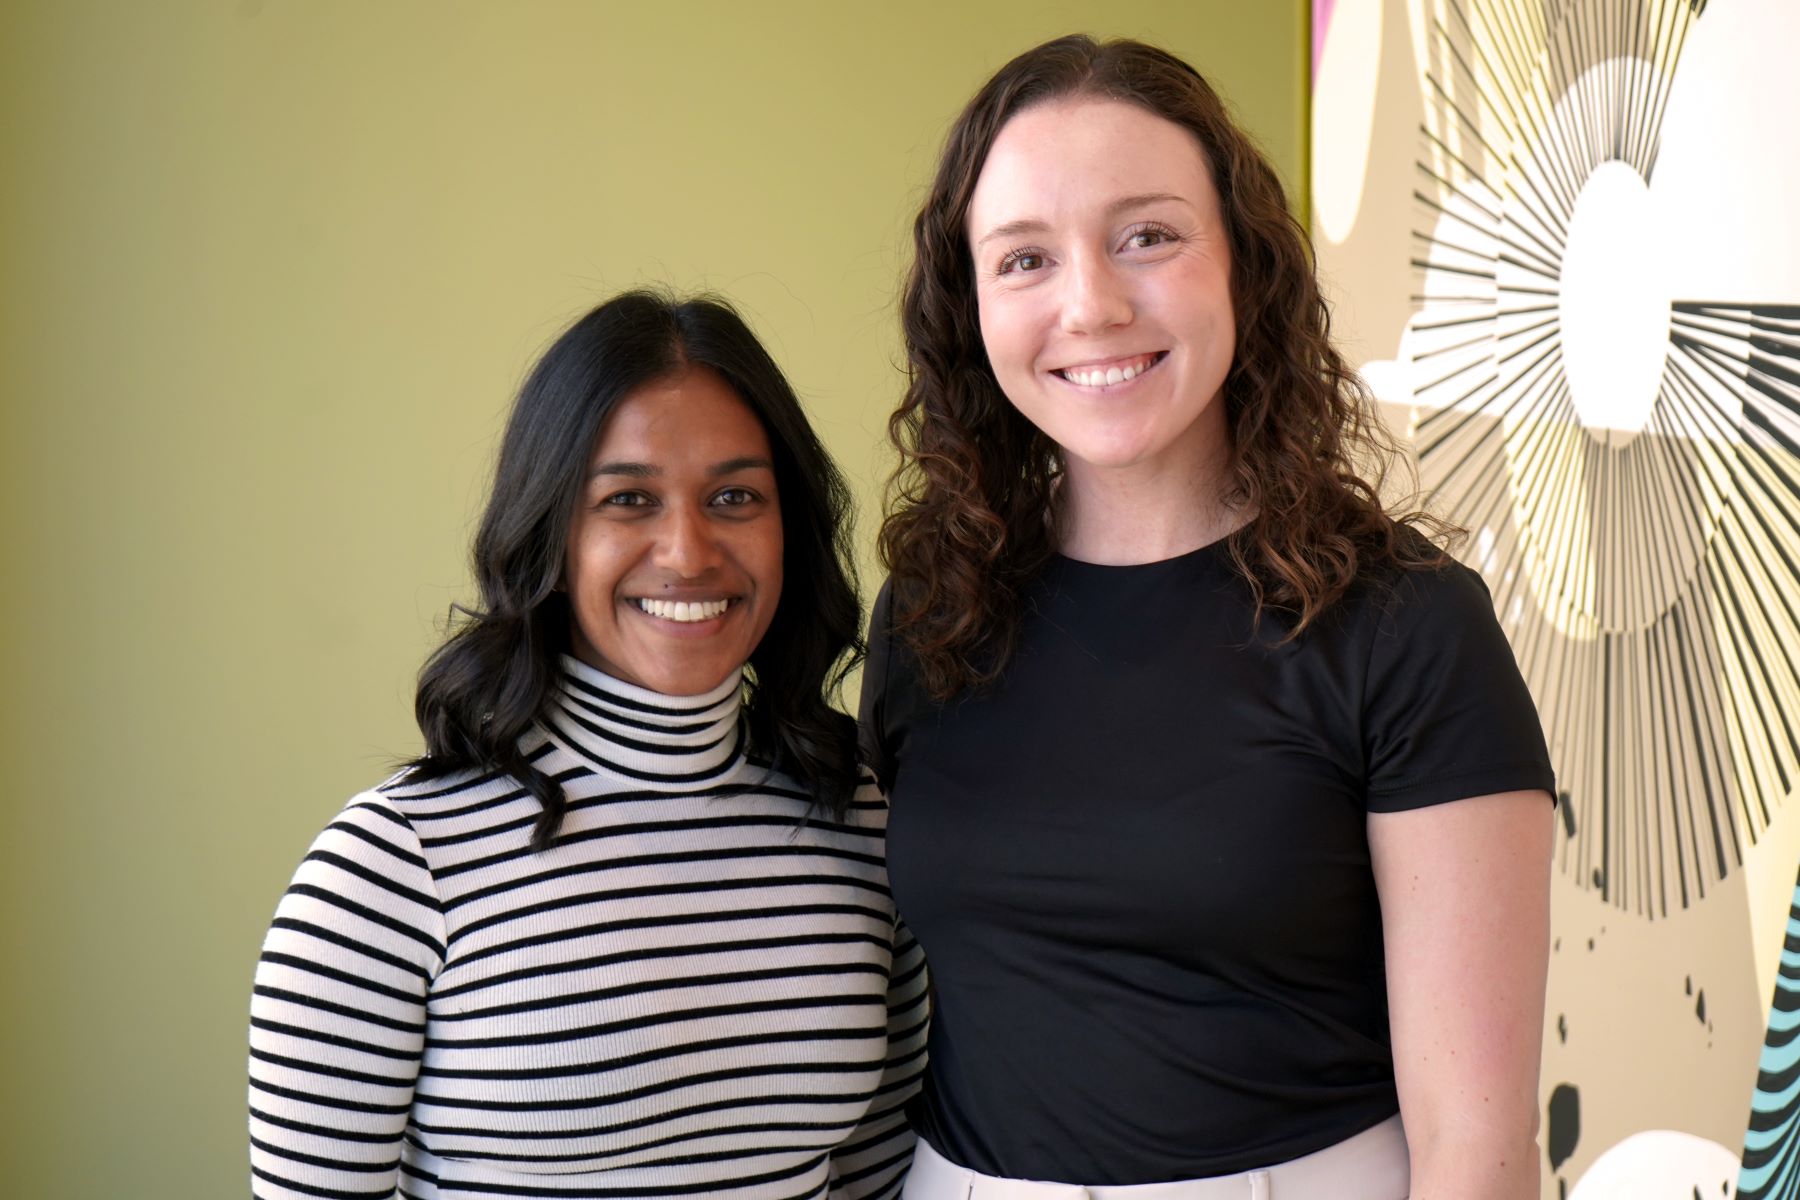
xmin=966 ymin=97 xmax=1236 ymax=487
xmin=563 ymin=365 xmax=783 ymax=696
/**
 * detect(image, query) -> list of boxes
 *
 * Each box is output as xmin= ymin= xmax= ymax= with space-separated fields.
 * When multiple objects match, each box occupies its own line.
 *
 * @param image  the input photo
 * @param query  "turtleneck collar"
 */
xmin=543 ymin=654 xmax=745 ymax=784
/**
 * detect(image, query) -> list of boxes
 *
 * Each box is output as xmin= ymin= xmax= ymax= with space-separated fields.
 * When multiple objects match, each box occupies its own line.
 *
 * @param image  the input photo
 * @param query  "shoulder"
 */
xmin=297 ymin=785 xmax=436 ymax=879
xmin=279 ymin=787 xmax=446 ymax=933
xmin=266 ymin=787 xmax=449 ymax=979
xmin=1370 ymin=560 xmax=1495 ymax=636
xmin=1338 ymin=548 xmax=1526 ymax=713
xmin=1333 ymin=528 xmax=1499 ymax=648
xmin=377 ymin=758 xmax=541 ymax=820
xmin=355 ymin=762 xmax=547 ymax=877
xmin=378 ymin=760 xmax=501 ymax=801
xmin=316 ymin=784 xmax=423 ymax=850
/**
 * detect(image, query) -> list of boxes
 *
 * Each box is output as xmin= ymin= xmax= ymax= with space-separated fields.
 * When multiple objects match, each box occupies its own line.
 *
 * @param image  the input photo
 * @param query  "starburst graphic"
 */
xmin=1403 ymin=0 xmax=1800 ymax=917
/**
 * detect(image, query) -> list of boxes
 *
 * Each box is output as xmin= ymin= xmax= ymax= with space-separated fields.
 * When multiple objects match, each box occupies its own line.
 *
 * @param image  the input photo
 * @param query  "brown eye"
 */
xmin=999 ymin=249 xmax=1047 ymax=275
xmin=1123 ymin=224 xmax=1178 ymax=252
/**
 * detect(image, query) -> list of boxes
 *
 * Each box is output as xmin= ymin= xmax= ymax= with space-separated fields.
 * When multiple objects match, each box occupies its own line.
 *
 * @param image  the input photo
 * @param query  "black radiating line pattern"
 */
xmin=1404 ymin=0 xmax=1800 ymax=915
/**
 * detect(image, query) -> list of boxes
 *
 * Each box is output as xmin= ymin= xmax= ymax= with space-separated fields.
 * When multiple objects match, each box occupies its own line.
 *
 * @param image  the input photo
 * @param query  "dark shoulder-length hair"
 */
xmin=880 ymin=34 xmax=1451 ymax=699
xmin=409 ymin=289 xmax=864 ymax=847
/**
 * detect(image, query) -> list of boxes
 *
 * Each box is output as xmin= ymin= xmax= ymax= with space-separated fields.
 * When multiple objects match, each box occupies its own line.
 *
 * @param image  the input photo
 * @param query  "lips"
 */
xmin=1054 ymin=351 xmax=1166 ymax=388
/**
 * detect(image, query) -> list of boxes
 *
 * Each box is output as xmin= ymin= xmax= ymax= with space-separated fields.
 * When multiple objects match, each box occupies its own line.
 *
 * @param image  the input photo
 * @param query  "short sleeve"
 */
xmin=1361 ymin=562 xmax=1556 ymax=812
xmin=859 ymin=579 xmax=897 ymax=793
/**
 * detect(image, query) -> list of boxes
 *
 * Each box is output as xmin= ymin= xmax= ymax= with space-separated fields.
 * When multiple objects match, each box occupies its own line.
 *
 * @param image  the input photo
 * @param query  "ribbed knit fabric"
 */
xmin=248 ymin=656 xmax=928 ymax=1200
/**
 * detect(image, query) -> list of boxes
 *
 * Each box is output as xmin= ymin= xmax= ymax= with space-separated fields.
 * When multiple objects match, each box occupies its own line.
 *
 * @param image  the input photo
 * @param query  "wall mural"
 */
xmin=1310 ymin=0 xmax=1800 ymax=1195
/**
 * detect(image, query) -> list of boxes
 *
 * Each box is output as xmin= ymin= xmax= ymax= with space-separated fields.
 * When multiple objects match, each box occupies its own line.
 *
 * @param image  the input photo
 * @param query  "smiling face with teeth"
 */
xmin=967 ymin=97 xmax=1236 ymax=504
xmin=562 ymin=365 xmax=783 ymax=697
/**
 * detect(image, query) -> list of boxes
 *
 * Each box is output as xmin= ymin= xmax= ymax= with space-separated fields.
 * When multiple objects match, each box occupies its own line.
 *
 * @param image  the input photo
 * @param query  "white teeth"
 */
xmin=1060 ymin=356 xmax=1156 ymax=387
xmin=636 ymin=598 xmax=732 ymax=622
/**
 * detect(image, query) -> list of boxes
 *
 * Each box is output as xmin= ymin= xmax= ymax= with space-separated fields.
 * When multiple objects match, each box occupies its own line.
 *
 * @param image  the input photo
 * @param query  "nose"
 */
xmin=1058 ymin=251 xmax=1133 ymax=335
xmin=654 ymin=503 xmax=723 ymax=578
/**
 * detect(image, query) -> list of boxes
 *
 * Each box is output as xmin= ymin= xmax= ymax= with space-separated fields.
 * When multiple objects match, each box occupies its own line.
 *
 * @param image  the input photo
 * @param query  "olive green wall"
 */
xmin=0 ymin=3 xmax=1303 ymax=1194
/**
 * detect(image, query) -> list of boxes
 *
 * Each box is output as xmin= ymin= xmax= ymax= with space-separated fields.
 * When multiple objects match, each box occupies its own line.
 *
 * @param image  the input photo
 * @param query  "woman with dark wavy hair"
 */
xmin=863 ymin=36 xmax=1554 ymax=1200
xmin=249 ymin=290 xmax=927 ymax=1199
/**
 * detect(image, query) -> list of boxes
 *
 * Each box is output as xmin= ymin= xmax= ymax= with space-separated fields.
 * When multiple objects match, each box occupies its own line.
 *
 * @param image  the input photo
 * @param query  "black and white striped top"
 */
xmin=248 ymin=656 xmax=928 ymax=1200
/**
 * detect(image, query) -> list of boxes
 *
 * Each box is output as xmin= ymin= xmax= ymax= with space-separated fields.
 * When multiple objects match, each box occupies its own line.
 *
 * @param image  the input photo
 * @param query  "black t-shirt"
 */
xmin=861 ymin=539 xmax=1554 ymax=1183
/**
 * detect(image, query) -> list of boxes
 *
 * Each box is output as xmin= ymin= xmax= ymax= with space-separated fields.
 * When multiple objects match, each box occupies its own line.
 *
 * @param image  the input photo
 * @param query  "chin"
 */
xmin=1061 ymin=440 xmax=1162 ymax=472
xmin=649 ymin=664 xmax=739 ymax=698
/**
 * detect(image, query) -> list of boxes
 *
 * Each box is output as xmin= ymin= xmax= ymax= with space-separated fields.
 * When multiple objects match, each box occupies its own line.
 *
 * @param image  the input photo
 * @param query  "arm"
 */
xmin=828 ymin=919 xmax=931 ymax=1200
xmin=248 ymin=794 xmax=446 ymax=1199
xmin=1369 ymin=789 xmax=1553 ymax=1200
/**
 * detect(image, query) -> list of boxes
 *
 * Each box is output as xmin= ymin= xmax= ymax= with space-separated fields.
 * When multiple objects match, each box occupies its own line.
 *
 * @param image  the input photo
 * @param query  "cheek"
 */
xmin=1180 ymin=264 xmax=1235 ymax=335
xmin=976 ymin=293 xmax=1036 ymax=375
xmin=564 ymin=529 xmax=622 ymax=606
xmin=759 ymin=527 xmax=785 ymax=604
xmin=1206 ymin=279 xmax=1236 ymax=338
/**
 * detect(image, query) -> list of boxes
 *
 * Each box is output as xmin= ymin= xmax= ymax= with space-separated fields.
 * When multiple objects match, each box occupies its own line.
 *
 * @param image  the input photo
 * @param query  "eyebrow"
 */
xmin=708 ymin=456 xmax=775 ymax=477
xmin=974 ymin=191 xmax=1194 ymax=249
xmin=587 ymin=456 xmax=774 ymax=480
xmin=588 ymin=461 xmax=657 ymax=480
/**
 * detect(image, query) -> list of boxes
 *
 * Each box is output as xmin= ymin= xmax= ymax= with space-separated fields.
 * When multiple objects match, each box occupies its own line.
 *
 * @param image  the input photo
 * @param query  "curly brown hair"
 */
xmin=879 ymin=34 xmax=1452 ymax=700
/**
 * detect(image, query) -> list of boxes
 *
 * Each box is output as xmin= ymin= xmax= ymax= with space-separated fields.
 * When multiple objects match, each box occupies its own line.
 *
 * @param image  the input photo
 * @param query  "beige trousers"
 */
xmin=901 ymin=1115 xmax=1410 ymax=1200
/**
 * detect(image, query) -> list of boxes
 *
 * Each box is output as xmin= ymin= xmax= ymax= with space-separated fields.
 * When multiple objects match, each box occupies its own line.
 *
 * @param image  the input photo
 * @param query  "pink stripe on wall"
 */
xmin=1313 ymin=0 xmax=1338 ymax=79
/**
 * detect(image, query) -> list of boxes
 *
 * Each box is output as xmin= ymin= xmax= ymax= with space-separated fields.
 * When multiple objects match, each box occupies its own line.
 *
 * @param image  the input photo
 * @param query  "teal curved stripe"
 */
xmin=1749 ymin=1075 xmax=1800 ymax=1117
xmin=1738 ymin=871 xmax=1800 ymax=1198
xmin=1765 ymin=1004 xmax=1800 ymax=1034
xmin=1743 ymin=1106 xmax=1798 ymax=1152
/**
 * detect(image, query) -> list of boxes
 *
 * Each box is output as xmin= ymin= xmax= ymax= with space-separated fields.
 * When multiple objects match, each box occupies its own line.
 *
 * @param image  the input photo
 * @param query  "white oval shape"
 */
xmin=1558 ymin=156 xmax=1672 ymax=443
xmin=1311 ymin=0 xmax=1383 ymax=245
xmin=1567 ymin=1129 xmax=1739 ymax=1199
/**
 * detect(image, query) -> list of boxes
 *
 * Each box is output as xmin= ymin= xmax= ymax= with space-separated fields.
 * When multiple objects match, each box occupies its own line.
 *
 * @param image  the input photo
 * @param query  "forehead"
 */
xmin=588 ymin=365 xmax=771 ymax=461
xmin=967 ymin=98 xmax=1215 ymax=231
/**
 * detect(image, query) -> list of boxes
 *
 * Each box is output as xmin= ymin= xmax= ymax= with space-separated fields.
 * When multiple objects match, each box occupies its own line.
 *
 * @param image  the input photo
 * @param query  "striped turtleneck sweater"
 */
xmin=248 ymin=657 xmax=928 ymax=1200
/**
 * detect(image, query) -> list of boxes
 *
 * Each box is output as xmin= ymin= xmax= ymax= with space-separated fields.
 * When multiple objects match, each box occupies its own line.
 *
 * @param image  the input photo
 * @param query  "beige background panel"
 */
xmin=0 ymin=3 xmax=1304 ymax=1196
xmin=1744 ymin=810 xmax=1800 ymax=1029
xmin=1311 ymin=0 xmax=1422 ymax=375
xmin=1543 ymin=869 xmax=1764 ymax=1187
xmin=1315 ymin=1 xmax=1800 ymax=1195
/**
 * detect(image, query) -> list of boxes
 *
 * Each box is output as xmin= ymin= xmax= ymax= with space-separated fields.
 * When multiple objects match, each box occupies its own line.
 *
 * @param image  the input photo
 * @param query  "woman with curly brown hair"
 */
xmin=862 ymin=35 xmax=1555 ymax=1200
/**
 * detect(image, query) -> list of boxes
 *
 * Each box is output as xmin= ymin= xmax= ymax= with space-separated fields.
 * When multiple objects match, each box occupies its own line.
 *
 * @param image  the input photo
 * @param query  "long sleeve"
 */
xmin=828 ymin=918 xmax=931 ymax=1200
xmin=248 ymin=794 xmax=447 ymax=1200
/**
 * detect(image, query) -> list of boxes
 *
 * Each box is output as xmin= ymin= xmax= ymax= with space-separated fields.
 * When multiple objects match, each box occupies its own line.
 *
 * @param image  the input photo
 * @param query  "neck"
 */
xmin=1056 ymin=433 xmax=1243 ymax=565
xmin=542 ymin=655 xmax=747 ymax=783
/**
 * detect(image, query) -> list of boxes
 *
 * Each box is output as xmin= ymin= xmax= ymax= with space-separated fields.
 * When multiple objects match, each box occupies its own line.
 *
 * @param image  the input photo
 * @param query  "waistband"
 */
xmin=902 ymin=1114 xmax=1409 ymax=1200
